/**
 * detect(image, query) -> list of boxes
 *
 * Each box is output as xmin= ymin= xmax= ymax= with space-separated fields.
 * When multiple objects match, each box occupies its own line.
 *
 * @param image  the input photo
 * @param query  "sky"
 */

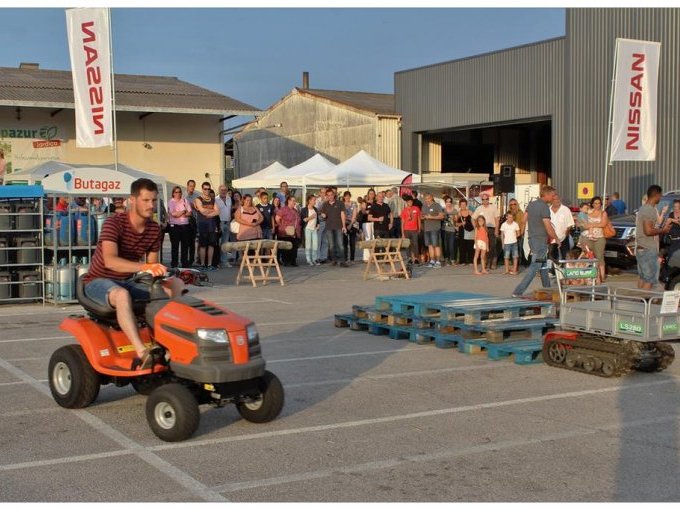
xmin=0 ymin=8 xmax=565 ymax=117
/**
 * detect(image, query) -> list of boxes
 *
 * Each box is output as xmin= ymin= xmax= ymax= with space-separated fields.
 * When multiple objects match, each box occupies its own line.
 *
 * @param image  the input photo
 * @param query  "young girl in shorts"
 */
xmin=473 ymin=216 xmax=489 ymax=275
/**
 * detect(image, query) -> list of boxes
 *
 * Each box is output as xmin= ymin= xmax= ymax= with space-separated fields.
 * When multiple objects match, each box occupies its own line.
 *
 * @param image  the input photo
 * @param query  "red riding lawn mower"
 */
xmin=48 ymin=269 xmax=284 ymax=442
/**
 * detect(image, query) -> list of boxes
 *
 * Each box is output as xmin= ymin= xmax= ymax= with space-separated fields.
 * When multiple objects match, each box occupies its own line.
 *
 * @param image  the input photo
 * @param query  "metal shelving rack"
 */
xmin=43 ymin=196 xmax=104 ymax=305
xmin=0 ymin=185 xmax=45 ymax=305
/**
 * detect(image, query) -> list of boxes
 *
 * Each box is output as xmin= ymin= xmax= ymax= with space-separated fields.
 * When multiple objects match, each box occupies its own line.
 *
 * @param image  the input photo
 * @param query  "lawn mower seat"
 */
xmin=77 ymin=275 xmax=147 ymax=325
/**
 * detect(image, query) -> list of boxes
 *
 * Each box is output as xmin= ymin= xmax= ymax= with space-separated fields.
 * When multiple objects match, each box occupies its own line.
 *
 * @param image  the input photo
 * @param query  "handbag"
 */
xmin=603 ymin=220 xmax=616 ymax=239
xmin=230 ymin=207 xmax=244 ymax=234
xmin=463 ymin=215 xmax=474 ymax=232
xmin=284 ymin=225 xmax=296 ymax=236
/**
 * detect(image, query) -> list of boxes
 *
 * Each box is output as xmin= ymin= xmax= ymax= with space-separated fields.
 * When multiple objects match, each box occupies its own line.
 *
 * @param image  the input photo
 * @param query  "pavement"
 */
xmin=1 ymin=255 xmax=679 ymax=502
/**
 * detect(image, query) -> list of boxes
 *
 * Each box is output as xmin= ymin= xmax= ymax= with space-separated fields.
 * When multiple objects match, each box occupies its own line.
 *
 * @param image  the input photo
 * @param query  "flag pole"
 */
xmin=107 ymin=7 xmax=118 ymax=172
xmin=602 ymin=39 xmax=619 ymax=203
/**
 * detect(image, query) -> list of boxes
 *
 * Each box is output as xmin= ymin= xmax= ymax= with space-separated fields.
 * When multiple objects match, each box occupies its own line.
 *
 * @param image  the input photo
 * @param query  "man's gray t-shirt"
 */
xmin=636 ymin=204 xmax=659 ymax=252
xmin=186 ymin=191 xmax=201 ymax=221
xmin=422 ymin=202 xmax=443 ymax=232
xmin=526 ymin=199 xmax=551 ymax=256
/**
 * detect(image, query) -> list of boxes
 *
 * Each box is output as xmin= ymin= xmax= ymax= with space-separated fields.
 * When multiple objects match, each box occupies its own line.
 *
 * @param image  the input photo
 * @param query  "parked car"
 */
xmin=604 ymin=214 xmax=637 ymax=269
xmin=603 ymin=191 xmax=680 ymax=271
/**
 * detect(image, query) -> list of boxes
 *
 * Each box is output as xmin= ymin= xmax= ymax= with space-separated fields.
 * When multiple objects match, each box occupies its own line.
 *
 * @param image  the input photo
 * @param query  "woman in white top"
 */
xmin=582 ymin=196 xmax=609 ymax=282
xmin=301 ymin=195 xmax=319 ymax=266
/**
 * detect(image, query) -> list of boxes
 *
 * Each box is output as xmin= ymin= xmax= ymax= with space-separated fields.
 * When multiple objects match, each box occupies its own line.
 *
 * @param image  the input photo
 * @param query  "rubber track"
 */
xmin=542 ymin=334 xmax=675 ymax=378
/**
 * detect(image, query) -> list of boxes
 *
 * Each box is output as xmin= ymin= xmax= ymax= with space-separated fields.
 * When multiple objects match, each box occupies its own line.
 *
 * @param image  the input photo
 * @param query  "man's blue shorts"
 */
xmin=84 ymin=278 xmax=151 ymax=310
xmin=636 ymin=248 xmax=659 ymax=285
xmin=423 ymin=230 xmax=440 ymax=247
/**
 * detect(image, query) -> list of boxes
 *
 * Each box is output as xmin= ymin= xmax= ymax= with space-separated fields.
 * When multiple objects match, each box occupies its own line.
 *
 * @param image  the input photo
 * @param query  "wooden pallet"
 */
xmin=485 ymin=340 xmax=544 ymax=365
xmin=438 ymin=317 xmax=558 ymax=343
xmin=373 ymin=292 xmax=487 ymax=315
xmin=458 ymin=337 xmax=490 ymax=354
xmin=336 ymin=292 xmax=558 ymax=366
xmin=334 ymin=314 xmax=371 ymax=331
xmin=435 ymin=300 xmax=555 ymax=325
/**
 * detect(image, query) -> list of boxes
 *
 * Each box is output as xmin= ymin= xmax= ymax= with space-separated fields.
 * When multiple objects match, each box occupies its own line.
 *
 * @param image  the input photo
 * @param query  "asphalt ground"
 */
xmin=1 ymin=253 xmax=679 ymax=502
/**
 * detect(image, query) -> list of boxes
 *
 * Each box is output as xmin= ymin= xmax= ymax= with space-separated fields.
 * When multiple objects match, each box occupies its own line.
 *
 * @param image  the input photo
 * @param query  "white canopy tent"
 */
xmin=231 ymin=161 xmax=288 ymax=189
xmin=4 ymin=160 xmax=170 ymax=199
xmin=303 ymin=150 xmax=418 ymax=187
xmin=285 ymin=153 xmax=336 ymax=186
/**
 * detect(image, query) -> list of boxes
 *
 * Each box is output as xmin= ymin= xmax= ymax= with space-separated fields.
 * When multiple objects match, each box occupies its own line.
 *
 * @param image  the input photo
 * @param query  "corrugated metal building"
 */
xmin=234 ymin=84 xmax=401 ymax=177
xmin=395 ymin=8 xmax=680 ymax=206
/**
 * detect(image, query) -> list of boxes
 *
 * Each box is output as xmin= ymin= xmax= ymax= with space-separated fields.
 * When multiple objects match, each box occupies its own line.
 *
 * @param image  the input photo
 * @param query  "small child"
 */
xmin=577 ymin=202 xmax=590 ymax=248
xmin=473 ymin=216 xmax=489 ymax=275
xmin=500 ymin=212 xmax=520 ymax=275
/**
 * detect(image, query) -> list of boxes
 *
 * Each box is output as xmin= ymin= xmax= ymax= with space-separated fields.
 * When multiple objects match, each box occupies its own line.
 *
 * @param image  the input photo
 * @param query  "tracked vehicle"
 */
xmin=541 ymin=260 xmax=677 ymax=377
xmin=543 ymin=285 xmax=677 ymax=377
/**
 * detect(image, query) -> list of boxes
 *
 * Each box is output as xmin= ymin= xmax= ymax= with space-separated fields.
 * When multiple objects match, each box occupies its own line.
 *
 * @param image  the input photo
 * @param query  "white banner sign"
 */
xmin=66 ymin=8 xmax=113 ymax=148
xmin=42 ymin=168 xmax=135 ymax=195
xmin=610 ymin=38 xmax=661 ymax=162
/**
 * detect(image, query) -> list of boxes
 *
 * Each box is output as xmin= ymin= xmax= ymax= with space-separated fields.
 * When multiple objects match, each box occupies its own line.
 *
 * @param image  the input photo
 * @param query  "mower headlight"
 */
xmin=246 ymin=324 xmax=259 ymax=343
xmin=197 ymin=328 xmax=229 ymax=344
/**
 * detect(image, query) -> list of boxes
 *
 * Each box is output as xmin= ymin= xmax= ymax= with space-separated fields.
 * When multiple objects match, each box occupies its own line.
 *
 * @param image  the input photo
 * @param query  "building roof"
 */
xmin=295 ymin=88 xmax=398 ymax=116
xmin=0 ymin=65 xmax=261 ymax=116
xmin=395 ymin=36 xmax=566 ymax=75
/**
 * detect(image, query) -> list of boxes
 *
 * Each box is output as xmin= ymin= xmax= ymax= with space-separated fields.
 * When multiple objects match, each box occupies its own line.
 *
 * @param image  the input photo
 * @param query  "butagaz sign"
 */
xmin=0 ymin=126 xmax=59 ymax=140
xmin=41 ymin=168 xmax=136 ymax=196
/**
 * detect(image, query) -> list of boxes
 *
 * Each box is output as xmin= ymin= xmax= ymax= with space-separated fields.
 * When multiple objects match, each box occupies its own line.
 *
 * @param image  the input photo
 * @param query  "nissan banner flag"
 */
xmin=609 ymin=38 xmax=661 ymax=162
xmin=66 ymin=8 xmax=113 ymax=148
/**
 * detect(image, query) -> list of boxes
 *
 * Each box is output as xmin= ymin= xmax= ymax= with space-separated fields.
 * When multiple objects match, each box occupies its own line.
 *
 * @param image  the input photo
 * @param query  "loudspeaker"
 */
xmin=492 ymin=174 xmax=503 ymax=195
xmin=499 ymin=164 xmax=515 ymax=193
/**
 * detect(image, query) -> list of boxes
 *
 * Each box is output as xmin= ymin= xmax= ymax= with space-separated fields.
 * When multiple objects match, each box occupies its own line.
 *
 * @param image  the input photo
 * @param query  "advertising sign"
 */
xmin=577 ymin=182 xmax=594 ymax=200
xmin=66 ymin=8 xmax=113 ymax=148
xmin=609 ymin=38 xmax=661 ymax=161
xmin=41 ymin=168 xmax=135 ymax=195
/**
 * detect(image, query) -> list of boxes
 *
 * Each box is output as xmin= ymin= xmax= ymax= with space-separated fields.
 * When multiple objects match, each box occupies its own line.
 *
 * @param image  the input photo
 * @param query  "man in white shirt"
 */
xmin=472 ymin=193 xmax=500 ymax=269
xmin=215 ymin=185 xmax=233 ymax=267
xmin=550 ymin=193 xmax=575 ymax=260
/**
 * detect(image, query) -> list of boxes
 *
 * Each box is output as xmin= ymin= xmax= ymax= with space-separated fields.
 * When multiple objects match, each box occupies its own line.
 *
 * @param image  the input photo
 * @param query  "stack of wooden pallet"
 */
xmin=334 ymin=291 xmax=559 ymax=365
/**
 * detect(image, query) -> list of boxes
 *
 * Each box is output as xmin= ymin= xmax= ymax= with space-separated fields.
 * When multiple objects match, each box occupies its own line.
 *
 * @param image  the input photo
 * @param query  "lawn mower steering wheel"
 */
xmin=132 ymin=271 xmax=166 ymax=286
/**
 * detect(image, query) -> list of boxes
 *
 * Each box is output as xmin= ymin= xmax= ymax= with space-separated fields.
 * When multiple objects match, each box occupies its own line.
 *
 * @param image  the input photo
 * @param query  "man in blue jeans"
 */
xmin=513 ymin=185 xmax=558 ymax=297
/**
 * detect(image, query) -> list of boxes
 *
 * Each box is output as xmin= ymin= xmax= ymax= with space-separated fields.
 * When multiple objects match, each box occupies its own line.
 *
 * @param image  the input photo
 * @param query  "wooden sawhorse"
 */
xmin=221 ymin=239 xmax=292 ymax=287
xmin=358 ymin=238 xmax=411 ymax=280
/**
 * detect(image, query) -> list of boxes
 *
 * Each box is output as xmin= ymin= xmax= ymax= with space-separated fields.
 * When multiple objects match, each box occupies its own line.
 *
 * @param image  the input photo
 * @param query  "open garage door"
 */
xmin=421 ymin=118 xmax=551 ymax=185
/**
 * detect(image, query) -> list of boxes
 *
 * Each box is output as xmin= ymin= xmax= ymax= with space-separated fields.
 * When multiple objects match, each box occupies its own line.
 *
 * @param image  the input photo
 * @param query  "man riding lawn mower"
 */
xmin=47 ymin=179 xmax=283 ymax=441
